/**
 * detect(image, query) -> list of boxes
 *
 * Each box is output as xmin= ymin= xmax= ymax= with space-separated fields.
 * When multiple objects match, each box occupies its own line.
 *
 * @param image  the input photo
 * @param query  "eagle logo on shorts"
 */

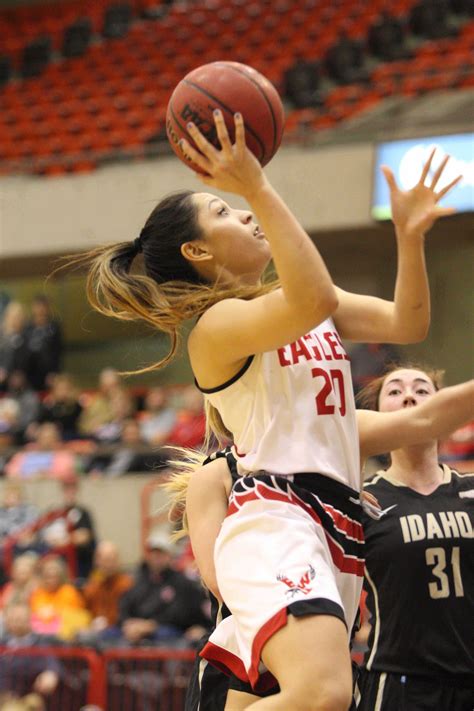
xmin=277 ymin=565 xmax=316 ymax=597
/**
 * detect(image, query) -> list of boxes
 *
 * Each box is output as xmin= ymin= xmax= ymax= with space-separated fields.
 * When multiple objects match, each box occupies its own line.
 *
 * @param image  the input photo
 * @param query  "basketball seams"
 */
xmin=166 ymin=61 xmax=284 ymax=170
xmin=180 ymin=78 xmax=266 ymax=162
xmin=167 ymin=102 xmax=203 ymax=172
xmin=213 ymin=62 xmax=281 ymax=160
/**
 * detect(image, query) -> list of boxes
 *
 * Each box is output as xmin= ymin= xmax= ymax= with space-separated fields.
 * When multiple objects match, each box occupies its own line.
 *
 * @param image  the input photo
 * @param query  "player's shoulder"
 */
xmin=363 ymin=470 xmax=391 ymax=490
xmin=447 ymin=464 xmax=474 ymax=496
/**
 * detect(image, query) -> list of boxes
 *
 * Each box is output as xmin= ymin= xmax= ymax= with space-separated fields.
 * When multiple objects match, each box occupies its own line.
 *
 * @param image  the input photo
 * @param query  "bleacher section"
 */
xmin=0 ymin=0 xmax=472 ymax=176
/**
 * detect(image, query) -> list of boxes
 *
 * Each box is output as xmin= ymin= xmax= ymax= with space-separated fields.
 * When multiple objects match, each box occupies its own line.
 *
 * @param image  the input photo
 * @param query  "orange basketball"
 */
xmin=166 ymin=61 xmax=285 ymax=173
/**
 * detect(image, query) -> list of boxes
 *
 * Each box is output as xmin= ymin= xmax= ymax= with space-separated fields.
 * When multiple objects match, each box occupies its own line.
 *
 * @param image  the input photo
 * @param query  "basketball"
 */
xmin=166 ymin=61 xmax=285 ymax=173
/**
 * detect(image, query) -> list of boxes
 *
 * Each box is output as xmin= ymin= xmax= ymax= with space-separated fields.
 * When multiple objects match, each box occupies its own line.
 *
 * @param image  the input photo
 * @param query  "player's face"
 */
xmin=192 ymin=192 xmax=271 ymax=283
xmin=378 ymin=368 xmax=437 ymax=412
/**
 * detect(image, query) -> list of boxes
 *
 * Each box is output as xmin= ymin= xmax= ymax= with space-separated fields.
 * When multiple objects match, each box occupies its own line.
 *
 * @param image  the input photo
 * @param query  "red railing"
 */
xmin=104 ymin=647 xmax=195 ymax=711
xmin=0 ymin=646 xmax=196 ymax=711
xmin=0 ymin=646 xmax=105 ymax=709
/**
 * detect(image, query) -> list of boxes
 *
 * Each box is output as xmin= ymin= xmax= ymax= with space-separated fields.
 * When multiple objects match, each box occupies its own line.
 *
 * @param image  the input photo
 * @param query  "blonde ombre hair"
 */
xmin=161 ymin=448 xmax=207 ymax=540
xmin=61 ymin=190 xmax=277 ymax=444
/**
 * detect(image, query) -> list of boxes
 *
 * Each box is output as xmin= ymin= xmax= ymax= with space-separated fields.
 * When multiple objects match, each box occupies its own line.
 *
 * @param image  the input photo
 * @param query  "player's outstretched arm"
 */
xmin=333 ymin=149 xmax=462 ymax=345
xmin=358 ymin=379 xmax=474 ymax=462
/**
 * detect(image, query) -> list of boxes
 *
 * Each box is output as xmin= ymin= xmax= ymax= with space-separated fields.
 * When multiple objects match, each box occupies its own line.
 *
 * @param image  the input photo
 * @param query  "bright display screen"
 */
xmin=372 ymin=133 xmax=474 ymax=220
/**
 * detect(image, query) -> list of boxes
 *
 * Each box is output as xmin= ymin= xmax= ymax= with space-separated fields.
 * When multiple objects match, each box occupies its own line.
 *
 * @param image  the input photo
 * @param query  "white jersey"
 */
xmin=200 ymin=318 xmax=360 ymax=491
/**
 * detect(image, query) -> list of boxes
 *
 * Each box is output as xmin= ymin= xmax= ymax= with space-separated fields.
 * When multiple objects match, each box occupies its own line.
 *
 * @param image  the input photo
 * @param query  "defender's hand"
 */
xmin=382 ymin=148 xmax=462 ymax=239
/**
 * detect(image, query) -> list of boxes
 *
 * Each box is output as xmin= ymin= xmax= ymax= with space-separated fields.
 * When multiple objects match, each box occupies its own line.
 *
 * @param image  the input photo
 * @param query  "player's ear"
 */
xmin=181 ymin=241 xmax=213 ymax=264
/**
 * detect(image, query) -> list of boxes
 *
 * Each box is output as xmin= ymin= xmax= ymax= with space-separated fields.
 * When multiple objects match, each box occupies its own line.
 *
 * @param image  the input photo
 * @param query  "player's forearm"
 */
xmin=421 ymin=381 xmax=474 ymax=439
xmin=391 ymin=232 xmax=430 ymax=342
xmin=246 ymin=182 xmax=338 ymax=321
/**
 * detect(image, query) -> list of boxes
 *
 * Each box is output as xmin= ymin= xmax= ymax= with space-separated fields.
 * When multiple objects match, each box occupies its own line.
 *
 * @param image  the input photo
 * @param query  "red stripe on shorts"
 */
xmin=230 ymin=484 xmax=365 ymax=577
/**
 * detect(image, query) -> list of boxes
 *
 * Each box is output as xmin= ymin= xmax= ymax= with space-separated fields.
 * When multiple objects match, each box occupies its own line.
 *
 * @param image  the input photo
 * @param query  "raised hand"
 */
xmin=179 ymin=110 xmax=267 ymax=198
xmin=381 ymin=148 xmax=462 ymax=238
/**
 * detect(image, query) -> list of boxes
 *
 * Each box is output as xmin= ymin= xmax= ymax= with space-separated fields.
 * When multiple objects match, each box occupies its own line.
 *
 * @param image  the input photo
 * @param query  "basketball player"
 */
xmin=167 ymin=373 xmax=474 ymax=710
xmin=355 ymin=366 xmax=474 ymax=711
xmin=76 ymin=112 xmax=460 ymax=710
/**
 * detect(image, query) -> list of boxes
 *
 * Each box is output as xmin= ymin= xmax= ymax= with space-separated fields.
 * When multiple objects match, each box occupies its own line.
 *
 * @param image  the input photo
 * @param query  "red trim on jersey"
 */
xmin=199 ymin=641 xmax=247 ymax=681
xmin=233 ymin=444 xmax=247 ymax=458
xmin=229 ymin=483 xmax=364 ymax=576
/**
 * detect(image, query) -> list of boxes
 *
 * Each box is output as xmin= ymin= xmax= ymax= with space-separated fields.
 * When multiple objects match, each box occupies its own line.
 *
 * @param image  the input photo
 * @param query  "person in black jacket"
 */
xmin=118 ymin=533 xmax=210 ymax=646
xmin=25 ymin=296 xmax=63 ymax=392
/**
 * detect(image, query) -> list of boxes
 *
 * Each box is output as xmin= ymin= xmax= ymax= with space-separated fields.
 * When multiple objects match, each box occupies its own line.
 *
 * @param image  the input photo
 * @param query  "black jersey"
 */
xmin=362 ymin=465 xmax=474 ymax=679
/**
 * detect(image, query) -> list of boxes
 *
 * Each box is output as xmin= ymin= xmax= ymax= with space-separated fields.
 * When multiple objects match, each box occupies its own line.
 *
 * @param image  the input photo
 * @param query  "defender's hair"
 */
xmin=356 ymin=361 xmax=445 ymax=412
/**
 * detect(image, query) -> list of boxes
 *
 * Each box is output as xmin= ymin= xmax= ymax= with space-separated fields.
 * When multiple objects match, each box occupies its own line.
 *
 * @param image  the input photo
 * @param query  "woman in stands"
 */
xmin=355 ymin=365 xmax=474 ymax=711
xmin=75 ymin=112 xmax=459 ymax=710
xmin=168 ymin=367 xmax=474 ymax=711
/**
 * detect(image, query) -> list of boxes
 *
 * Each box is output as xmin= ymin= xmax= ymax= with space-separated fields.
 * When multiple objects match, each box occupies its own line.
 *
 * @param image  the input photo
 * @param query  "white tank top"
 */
xmin=200 ymin=318 xmax=360 ymax=491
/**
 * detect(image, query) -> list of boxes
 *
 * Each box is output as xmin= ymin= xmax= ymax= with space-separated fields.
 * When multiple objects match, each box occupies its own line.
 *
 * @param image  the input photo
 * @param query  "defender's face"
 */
xmin=378 ymin=368 xmax=436 ymax=413
xmin=192 ymin=192 xmax=271 ymax=283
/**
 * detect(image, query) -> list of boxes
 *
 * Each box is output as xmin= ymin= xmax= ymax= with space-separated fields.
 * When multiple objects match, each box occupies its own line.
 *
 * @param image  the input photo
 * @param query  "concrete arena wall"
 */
xmin=0 ymin=474 xmax=171 ymax=568
xmin=0 ymin=141 xmax=370 ymax=258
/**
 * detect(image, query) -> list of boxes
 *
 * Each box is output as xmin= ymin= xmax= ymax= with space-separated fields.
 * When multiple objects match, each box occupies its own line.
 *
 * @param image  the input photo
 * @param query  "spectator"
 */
xmin=78 ymin=367 xmax=124 ymax=437
xmin=0 ymin=603 xmax=60 ymax=698
xmin=167 ymin=386 xmax=206 ymax=449
xmin=119 ymin=532 xmax=210 ymax=646
xmin=0 ymin=554 xmax=39 ymax=610
xmin=82 ymin=541 xmax=133 ymax=637
xmin=139 ymin=387 xmax=176 ymax=446
xmin=0 ymin=483 xmax=39 ymax=547
xmin=0 ymin=422 xmax=16 ymax=477
xmin=30 ymin=556 xmax=90 ymax=641
xmin=4 ymin=424 xmax=80 ymax=482
xmin=0 ymin=303 xmax=29 ymax=394
xmin=92 ymin=388 xmax=136 ymax=444
xmin=42 ymin=477 xmax=96 ymax=581
xmin=24 ymin=296 xmax=62 ymax=392
xmin=87 ymin=418 xmax=165 ymax=475
xmin=5 ymin=372 xmax=40 ymax=443
xmin=0 ymin=400 xmax=20 ymax=447
xmin=36 ymin=374 xmax=83 ymax=441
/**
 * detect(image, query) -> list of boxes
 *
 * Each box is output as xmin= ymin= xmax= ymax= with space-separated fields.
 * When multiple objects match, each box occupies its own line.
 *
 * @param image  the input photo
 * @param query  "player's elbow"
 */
xmin=310 ymin=286 xmax=339 ymax=323
xmin=405 ymin=321 xmax=429 ymax=344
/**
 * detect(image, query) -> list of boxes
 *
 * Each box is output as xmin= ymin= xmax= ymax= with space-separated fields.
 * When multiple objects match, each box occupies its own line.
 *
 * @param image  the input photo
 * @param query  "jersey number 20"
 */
xmin=312 ymin=368 xmax=346 ymax=416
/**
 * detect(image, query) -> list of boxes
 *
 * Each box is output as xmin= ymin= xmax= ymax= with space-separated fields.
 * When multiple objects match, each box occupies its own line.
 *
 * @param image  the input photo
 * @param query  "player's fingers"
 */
xmin=179 ymin=138 xmax=211 ymax=173
xmin=435 ymin=174 xmax=462 ymax=201
xmin=185 ymin=122 xmax=218 ymax=159
xmin=381 ymin=165 xmax=397 ymax=192
xmin=213 ymin=109 xmax=233 ymax=153
xmin=234 ymin=113 xmax=245 ymax=155
xmin=433 ymin=205 xmax=456 ymax=219
xmin=429 ymin=154 xmax=449 ymax=191
xmin=418 ymin=147 xmax=436 ymax=185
